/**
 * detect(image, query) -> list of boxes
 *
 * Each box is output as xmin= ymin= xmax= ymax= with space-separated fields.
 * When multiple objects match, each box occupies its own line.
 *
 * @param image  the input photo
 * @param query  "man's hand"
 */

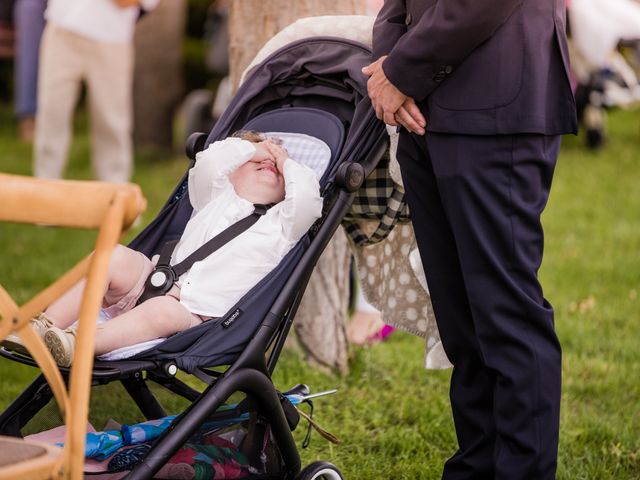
xmin=362 ymin=57 xmax=405 ymax=126
xmin=362 ymin=56 xmax=426 ymax=135
xmin=395 ymin=98 xmax=426 ymax=136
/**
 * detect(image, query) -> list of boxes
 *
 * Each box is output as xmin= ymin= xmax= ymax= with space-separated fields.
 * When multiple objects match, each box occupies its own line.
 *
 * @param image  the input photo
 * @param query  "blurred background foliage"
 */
xmin=184 ymin=0 xmax=221 ymax=93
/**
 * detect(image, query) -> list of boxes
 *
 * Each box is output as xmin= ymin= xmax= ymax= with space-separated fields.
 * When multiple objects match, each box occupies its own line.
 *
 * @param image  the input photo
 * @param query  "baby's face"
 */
xmin=229 ymin=140 xmax=287 ymax=204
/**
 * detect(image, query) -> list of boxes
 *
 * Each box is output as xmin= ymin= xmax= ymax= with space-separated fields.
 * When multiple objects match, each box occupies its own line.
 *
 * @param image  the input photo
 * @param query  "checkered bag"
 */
xmin=343 ymin=154 xmax=410 ymax=247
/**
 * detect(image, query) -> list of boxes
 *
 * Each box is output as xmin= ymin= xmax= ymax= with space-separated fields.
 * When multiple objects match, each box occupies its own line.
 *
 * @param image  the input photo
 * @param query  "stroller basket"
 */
xmin=81 ymin=400 xmax=285 ymax=479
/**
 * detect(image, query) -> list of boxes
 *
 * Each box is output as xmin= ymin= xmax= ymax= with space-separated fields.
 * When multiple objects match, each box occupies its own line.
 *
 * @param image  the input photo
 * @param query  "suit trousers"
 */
xmin=397 ymin=131 xmax=562 ymax=480
xmin=35 ymin=24 xmax=133 ymax=183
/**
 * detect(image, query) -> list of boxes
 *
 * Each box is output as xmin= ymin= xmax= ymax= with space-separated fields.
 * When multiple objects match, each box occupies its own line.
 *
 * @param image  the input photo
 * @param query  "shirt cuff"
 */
xmin=234 ymin=138 xmax=257 ymax=158
xmin=282 ymin=157 xmax=314 ymax=183
xmin=217 ymin=138 xmax=257 ymax=175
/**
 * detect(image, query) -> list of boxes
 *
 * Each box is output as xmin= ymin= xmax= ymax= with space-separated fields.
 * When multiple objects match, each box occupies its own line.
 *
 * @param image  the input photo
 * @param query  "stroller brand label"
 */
xmin=222 ymin=308 xmax=242 ymax=328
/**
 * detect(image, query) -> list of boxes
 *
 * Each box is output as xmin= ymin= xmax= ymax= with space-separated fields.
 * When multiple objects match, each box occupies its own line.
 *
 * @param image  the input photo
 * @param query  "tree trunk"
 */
xmin=229 ymin=0 xmax=366 ymax=373
xmin=293 ymin=228 xmax=353 ymax=374
xmin=132 ymin=0 xmax=187 ymax=151
xmin=229 ymin=0 xmax=366 ymax=91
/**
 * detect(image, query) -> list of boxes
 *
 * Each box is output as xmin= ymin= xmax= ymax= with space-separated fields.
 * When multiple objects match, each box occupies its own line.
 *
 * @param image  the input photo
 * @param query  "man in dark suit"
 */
xmin=363 ymin=1 xmax=577 ymax=478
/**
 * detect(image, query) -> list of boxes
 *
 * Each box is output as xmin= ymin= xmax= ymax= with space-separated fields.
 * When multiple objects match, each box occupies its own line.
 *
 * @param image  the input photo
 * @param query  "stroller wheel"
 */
xmin=296 ymin=461 xmax=344 ymax=480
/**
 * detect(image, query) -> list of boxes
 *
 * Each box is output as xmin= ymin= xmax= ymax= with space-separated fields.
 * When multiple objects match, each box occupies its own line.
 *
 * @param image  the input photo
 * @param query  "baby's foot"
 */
xmin=1 ymin=313 xmax=54 ymax=354
xmin=44 ymin=326 xmax=77 ymax=367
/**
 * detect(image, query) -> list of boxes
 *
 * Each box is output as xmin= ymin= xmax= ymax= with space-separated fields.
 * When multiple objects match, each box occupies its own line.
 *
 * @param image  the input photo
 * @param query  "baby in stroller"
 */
xmin=2 ymin=131 xmax=323 ymax=367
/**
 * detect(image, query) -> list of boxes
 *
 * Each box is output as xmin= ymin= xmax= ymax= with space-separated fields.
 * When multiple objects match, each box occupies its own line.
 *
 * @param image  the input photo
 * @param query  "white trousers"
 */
xmin=35 ymin=24 xmax=133 ymax=183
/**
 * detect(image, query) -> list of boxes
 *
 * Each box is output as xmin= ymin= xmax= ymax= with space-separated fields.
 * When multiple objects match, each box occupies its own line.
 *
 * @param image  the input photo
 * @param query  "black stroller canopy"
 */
xmin=207 ymin=36 xmax=372 ymax=145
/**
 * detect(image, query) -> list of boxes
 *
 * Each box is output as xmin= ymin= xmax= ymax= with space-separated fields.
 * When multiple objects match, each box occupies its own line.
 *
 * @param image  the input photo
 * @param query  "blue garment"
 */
xmin=65 ymin=396 xmax=305 ymax=460
xmin=13 ymin=0 xmax=46 ymax=118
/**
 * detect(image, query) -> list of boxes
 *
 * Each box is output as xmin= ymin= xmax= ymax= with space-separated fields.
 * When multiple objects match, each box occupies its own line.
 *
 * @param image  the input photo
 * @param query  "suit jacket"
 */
xmin=373 ymin=0 xmax=578 ymax=135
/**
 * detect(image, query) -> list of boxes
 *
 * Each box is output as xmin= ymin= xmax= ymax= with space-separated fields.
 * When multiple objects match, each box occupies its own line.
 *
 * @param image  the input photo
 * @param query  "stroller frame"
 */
xmin=0 ymin=36 xmax=388 ymax=479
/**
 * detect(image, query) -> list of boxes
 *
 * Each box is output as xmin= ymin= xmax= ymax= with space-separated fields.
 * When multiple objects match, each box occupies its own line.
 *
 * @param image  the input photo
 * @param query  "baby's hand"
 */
xmin=265 ymin=142 xmax=289 ymax=172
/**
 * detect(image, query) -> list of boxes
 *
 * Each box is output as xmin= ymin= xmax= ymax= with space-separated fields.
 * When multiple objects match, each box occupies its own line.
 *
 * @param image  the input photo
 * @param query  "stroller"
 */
xmin=0 ymin=33 xmax=387 ymax=479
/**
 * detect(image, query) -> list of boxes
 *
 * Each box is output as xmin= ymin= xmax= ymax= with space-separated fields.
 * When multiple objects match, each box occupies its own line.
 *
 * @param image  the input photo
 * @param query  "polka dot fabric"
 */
xmin=350 ymin=222 xmax=452 ymax=369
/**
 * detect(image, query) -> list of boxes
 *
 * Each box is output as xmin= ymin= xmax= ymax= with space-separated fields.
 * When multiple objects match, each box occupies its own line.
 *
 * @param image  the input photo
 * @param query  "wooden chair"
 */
xmin=0 ymin=174 xmax=146 ymax=480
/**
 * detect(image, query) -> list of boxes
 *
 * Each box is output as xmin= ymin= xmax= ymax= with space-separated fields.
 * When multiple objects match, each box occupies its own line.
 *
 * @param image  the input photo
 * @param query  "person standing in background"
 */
xmin=363 ymin=0 xmax=577 ymax=478
xmin=34 ymin=0 xmax=159 ymax=183
xmin=13 ymin=0 xmax=46 ymax=142
xmin=0 ymin=1 xmax=16 ymax=72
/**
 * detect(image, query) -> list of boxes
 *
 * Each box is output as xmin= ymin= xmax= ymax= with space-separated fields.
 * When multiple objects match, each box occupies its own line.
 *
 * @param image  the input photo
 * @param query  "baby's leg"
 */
xmin=92 ymin=295 xmax=200 ymax=355
xmin=45 ymin=245 xmax=150 ymax=328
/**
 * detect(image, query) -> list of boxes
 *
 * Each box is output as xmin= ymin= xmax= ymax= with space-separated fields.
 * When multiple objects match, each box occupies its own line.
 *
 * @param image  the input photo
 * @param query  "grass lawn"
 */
xmin=0 ymin=106 xmax=639 ymax=479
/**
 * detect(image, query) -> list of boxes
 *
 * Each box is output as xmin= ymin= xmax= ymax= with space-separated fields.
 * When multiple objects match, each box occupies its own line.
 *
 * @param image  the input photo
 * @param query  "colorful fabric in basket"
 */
xmin=107 ymin=444 xmax=152 ymax=471
xmin=63 ymin=415 xmax=178 ymax=460
xmin=71 ymin=395 xmax=305 ymax=460
xmin=107 ymin=435 xmax=254 ymax=479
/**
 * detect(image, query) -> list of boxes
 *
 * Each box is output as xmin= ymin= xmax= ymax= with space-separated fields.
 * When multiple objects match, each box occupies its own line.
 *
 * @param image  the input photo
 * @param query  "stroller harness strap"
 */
xmin=136 ymin=204 xmax=270 ymax=305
